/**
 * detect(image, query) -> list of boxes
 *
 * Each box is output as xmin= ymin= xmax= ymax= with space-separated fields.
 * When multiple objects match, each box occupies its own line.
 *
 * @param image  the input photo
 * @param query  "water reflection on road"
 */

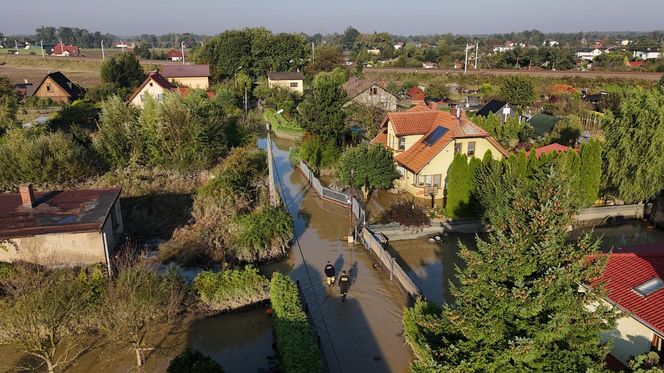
xmin=262 ymin=137 xmax=414 ymax=373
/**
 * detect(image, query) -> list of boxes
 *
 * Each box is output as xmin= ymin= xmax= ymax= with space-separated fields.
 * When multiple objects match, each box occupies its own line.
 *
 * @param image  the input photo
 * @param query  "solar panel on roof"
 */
xmin=422 ymin=126 xmax=448 ymax=146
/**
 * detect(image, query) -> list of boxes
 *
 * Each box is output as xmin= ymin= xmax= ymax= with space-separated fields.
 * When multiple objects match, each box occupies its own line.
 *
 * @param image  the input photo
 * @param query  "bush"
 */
xmin=85 ymin=83 xmax=127 ymax=102
xmin=231 ymin=206 xmax=293 ymax=262
xmin=199 ymin=146 xmax=267 ymax=204
xmin=23 ymin=96 xmax=57 ymax=109
xmin=193 ymin=267 xmax=269 ymax=313
xmin=292 ymin=136 xmax=340 ymax=174
xmin=0 ymin=129 xmax=99 ymax=191
xmin=375 ymin=201 xmax=430 ymax=227
xmin=269 ymin=273 xmax=322 ymax=373
xmin=168 ymin=347 xmax=224 ymax=373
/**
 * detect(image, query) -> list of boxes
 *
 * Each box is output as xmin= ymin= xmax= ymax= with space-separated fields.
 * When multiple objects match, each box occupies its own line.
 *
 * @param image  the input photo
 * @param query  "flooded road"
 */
xmin=263 ymin=137 xmax=414 ymax=373
xmin=572 ymin=219 xmax=664 ymax=250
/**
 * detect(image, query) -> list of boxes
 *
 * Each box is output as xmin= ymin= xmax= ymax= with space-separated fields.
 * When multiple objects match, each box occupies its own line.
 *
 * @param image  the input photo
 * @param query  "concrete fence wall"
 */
xmin=576 ymin=204 xmax=645 ymax=223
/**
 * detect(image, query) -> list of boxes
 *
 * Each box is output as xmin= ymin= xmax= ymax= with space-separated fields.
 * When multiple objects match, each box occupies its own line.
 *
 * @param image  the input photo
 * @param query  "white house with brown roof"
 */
xmin=371 ymin=105 xmax=508 ymax=199
xmin=342 ymin=78 xmax=397 ymax=111
xmin=161 ymin=64 xmax=210 ymax=89
xmin=128 ymin=71 xmax=176 ymax=108
xmin=0 ymin=185 xmax=123 ymax=275
xmin=267 ymin=72 xmax=304 ymax=95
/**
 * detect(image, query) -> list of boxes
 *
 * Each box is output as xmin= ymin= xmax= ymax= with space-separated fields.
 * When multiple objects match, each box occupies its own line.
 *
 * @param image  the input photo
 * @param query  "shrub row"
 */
xmin=269 ymin=273 xmax=322 ymax=373
xmin=193 ymin=267 xmax=269 ymax=313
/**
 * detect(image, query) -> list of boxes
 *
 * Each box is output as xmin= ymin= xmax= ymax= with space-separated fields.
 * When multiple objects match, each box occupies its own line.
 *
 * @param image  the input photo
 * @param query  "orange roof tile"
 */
xmin=526 ymin=143 xmax=573 ymax=158
xmin=371 ymin=129 xmax=388 ymax=147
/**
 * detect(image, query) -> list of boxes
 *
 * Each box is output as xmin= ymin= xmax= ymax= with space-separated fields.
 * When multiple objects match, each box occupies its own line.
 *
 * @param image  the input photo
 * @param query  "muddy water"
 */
xmin=572 ymin=219 xmax=664 ymax=250
xmin=263 ymin=137 xmax=413 ymax=373
xmin=0 ymin=309 xmax=275 ymax=373
xmin=387 ymin=234 xmax=479 ymax=305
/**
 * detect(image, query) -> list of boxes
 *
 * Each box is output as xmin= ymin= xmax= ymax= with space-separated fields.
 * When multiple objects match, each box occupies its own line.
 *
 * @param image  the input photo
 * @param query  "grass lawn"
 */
xmin=263 ymin=109 xmax=303 ymax=135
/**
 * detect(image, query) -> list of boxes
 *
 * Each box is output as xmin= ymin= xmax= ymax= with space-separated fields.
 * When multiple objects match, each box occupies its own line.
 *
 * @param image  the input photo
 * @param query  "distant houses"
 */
xmin=51 ymin=44 xmax=80 ymax=57
xmin=167 ymin=49 xmax=185 ymax=61
xmin=406 ymin=86 xmax=426 ymax=106
xmin=267 ymin=72 xmax=304 ymax=95
xmin=576 ymin=48 xmax=603 ymax=61
xmin=128 ymin=70 xmax=215 ymax=108
xmin=0 ymin=185 xmax=124 ymax=274
xmin=633 ymin=50 xmax=662 ymax=60
xmin=371 ymin=105 xmax=508 ymax=200
xmin=342 ymin=78 xmax=397 ymax=111
xmin=476 ymin=99 xmax=514 ymax=121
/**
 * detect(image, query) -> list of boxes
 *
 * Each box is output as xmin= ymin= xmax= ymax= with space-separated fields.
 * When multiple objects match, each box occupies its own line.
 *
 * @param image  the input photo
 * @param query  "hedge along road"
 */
xmin=365 ymin=67 xmax=664 ymax=81
xmin=260 ymin=136 xmax=413 ymax=373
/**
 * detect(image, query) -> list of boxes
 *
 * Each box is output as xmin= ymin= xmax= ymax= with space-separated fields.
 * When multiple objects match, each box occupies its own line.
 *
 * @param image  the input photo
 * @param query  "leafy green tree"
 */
xmin=0 ymin=76 xmax=18 ymax=135
xmin=337 ymin=143 xmax=399 ymax=218
xmin=499 ymin=75 xmax=535 ymax=108
xmin=579 ymin=139 xmax=602 ymax=207
xmin=305 ymin=46 xmax=344 ymax=76
xmin=341 ymin=26 xmax=361 ymax=51
xmin=627 ymin=352 xmax=662 ymax=373
xmin=168 ymin=347 xmax=224 ymax=373
xmin=344 ymin=102 xmax=386 ymax=141
xmin=445 ymin=154 xmax=482 ymax=217
xmin=471 ymin=112 xmax=530 ymax=148
xmin=232 ymin=206 xmax=294 ymax=262
xmin=94 ymin=95 xmax=141 ymax=168
xmin=436 ymin=39 xmax=452 ymax=66
xmin=298 ymin=69 xmax=347 ymax=143
xmin=100 ymin=52 xmax=146 ymax=90
xmin=293 ymin=136 xmax=340 ymax=175
xmin=405 ymin=165 xmax=615 ymax=372
xmin=425 ymin=78 xmax=449 ymax=99
xmin=195 ymin=29 xmax=253 ymax=81
xmin=603 ymin=88 xmax=664 ymax=202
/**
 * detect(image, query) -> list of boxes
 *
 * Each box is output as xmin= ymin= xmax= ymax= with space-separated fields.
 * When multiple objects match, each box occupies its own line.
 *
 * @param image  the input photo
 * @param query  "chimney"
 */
xmin=19 ymin=184 xmax=35 ymax=208
xmin=428 ymin=101 xmax=438 ymax=110
xmin=24 ymin=78 xmax=29 ymax=84
xmin=456 ymin=107 xmax=461 ymax=119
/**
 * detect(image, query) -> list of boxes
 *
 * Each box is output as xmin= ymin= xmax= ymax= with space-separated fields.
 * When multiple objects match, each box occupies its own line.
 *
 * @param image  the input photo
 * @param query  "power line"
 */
xmin=268 ymin=135 xmax=343 ymax=373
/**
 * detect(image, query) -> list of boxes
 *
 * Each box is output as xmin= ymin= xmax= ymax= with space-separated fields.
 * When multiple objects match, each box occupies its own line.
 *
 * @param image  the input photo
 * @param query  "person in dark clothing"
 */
xmin=338 ymin=270 xmax=350 ymax=301
xmin=324 ymin=261 xmax=336 ymax=287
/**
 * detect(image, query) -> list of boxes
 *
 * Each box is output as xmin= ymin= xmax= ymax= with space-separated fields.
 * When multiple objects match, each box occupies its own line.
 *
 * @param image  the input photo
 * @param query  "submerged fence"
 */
xmin=360 ymin=228 xmax=421 ymax=300
xmin=296 ymin=161 xmax=421 ymax=301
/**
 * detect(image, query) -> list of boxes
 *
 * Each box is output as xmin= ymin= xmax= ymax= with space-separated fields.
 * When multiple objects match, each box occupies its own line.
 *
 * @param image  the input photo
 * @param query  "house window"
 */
xmin=156 ymin=93 xmax=164 ymax=101
xmin=433 ymin=174 xmax=442 ymax=187
xmin=140 ymin=93 xmax=146 ymax=102
xmin=398 ymin=137 xmax=406 ymax=151
xmin=149 ymin=82 xmax=154 ymax=87
xmin=415 ymin=175 xmax=437 ymax=187
xmin=290 ymin=82 xmax=299 ymax=88
xmin=370 ymin=86 xmax=378 ymax=95
xmin=467 ymin=141 xmax=476 ymax=156
xmin=454 ymin=143 xmax=462 ymax=154
xmin=46 ymin=84 xmax=52 ymax=92
xmin=634 ymin=277 xmax=664 ymax=296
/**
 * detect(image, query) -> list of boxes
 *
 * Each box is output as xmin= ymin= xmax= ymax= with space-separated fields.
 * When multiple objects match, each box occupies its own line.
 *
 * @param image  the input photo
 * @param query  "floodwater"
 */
xmin=387 ymin=220 xmax=664 ymax=306
xmin=262 ymin=137 xmax=414 ymax=373
xmin=0 ymin=309 xmax=275 ymax=373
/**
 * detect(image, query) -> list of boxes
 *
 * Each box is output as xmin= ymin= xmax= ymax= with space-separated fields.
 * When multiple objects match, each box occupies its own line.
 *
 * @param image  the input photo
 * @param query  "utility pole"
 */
xmin=464 ymin=43 xmax=469 ymax=75
xmin=266 ymin=124 xmax=278 ymax=208
xmin=14 ymin=39 xmax=18 ymax=55
xmin=100 ymin=40 xmax=105 ymax=60
xmin=120 ymin=40 xmax=125 ymax=53
xmin=474 ymin=41 xmax=479 ymax=69
xmin=181 ymin=41 xmax=185 ymax=65
xmin=348 ymin=169 xmax=355 ymax=243
xmin=40 ymin=40 xmax=45 ymax=59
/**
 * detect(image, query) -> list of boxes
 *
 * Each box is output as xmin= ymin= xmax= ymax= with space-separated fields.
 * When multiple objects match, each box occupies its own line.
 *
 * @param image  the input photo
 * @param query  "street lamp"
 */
xmin=234 ymin=66 xmax=242 ymax=88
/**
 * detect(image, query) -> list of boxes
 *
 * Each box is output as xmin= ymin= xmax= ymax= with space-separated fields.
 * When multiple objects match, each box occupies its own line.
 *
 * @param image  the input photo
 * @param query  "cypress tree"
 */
xmin=405 ymin=164 xmax=616 ymax=372
xmin=445 ymin=154 xmax=471 ymax=217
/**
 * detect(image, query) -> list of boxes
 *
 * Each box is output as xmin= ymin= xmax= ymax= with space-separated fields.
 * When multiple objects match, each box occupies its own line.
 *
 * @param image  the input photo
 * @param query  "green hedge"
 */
xmin=269 ymin=273 xmax=322 ymax=373
xmin=193 ymin=267 xmax=269 ymax=313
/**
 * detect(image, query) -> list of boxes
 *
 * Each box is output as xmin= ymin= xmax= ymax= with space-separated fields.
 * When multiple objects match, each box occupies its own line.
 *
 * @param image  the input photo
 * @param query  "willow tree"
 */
xmin=603 ymin=88 xmax=664 ymax=202
xmin=404 ymin=164 xmax=615 ymax=372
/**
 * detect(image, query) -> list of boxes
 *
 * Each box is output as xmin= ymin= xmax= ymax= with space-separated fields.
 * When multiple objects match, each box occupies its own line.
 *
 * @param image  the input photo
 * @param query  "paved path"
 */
xmin=265 ymin=137 xmax=413 ymax=373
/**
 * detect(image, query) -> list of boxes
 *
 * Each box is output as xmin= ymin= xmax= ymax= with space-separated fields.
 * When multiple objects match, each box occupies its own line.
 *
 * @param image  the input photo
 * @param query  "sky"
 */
xmin=4 ymin=0 xmax=664 ymax=36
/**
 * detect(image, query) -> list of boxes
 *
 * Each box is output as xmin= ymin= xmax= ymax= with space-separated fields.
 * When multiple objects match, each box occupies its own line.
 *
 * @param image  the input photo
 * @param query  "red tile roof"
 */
xmin=52 ymin=44 xmax=80 ymax=56
xmin=598 ymin=250 xmax=664 ymax=335
xmin=167 ymin=49 xmax=184 ymax=58
xmin=628 ymin=61 xmax=643 ymax=68
xmin=173 ymin=87 xmax=216 ymax=98
xmin=407 ymin=86 xmax=425 ymax=101
xmin=161 ymin=64 xmax=210 ymax=78
xmin=388 ymin=106 xmax=508 ymax=173
xmin=526 ymin=143 xmax=572 ymax=158
xmin=0 ymin=188 xmax=121 ymax=239
xmin=371 ymin=129 xmax=388 ymax=147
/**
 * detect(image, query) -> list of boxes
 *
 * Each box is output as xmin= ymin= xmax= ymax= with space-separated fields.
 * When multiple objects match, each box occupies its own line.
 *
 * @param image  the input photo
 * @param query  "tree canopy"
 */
xmin=404 ymin=163 xmax=615 ymax=371
xmin=499 ymin=75 xmax=535 ymax=108
xmin=100 ymin=52 xmax=146 ymax=90
xmin=298 ymin=68 xmax=348 ymax=143
xmin=603 ymin=87 xmax=664 ymax=202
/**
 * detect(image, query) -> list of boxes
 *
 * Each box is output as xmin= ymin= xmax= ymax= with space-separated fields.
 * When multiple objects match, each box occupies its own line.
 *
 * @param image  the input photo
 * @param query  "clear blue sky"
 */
xmin=4 ymin=0 xmax=664 ymax=36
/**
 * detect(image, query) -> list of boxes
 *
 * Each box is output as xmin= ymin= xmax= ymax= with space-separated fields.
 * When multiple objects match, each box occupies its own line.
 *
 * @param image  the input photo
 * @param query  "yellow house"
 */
xmin=267 ymin=71 xmax=304 ymax=95
xmin=372 ymin=105 xmax=508 ymax=199
xmin=0 ymin=184 xmax=124 ymax=275
xmin=161 ymin=64 xmax=210 ymax=89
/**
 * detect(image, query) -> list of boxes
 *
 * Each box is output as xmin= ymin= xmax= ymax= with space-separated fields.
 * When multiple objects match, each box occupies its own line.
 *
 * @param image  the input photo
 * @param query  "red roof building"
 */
xmin=406 ymin=86 xmax=426 ymax=105
xmin=592 ymin=246 xmax=664 ymax=365
xmin=167 ymin=49 xmax=184 ymax=61
xmin=51 ymin=44 xmax=80 ymax=56
xmin=526 ymin=143 xmax=573 ymax=158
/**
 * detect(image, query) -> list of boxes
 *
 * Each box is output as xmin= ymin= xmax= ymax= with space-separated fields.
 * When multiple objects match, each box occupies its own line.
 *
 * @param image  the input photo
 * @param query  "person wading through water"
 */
xmin=324 ymin=261 xmax=336 ymax=287
xmin=338 ymin=270 xmax=350 ymax=302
